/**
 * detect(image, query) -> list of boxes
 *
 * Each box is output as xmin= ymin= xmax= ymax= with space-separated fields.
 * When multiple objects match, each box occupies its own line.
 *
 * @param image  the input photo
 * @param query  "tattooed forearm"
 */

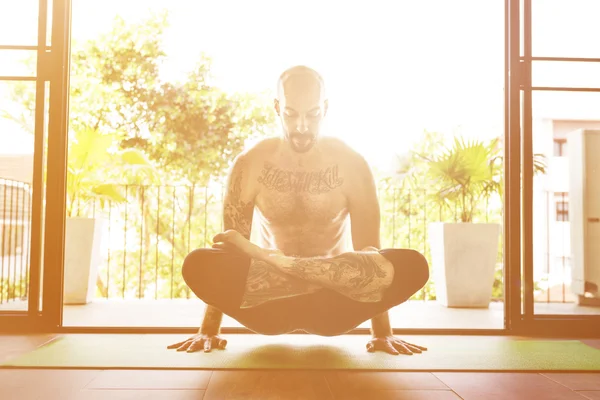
xmin=274 ymin=252 xmax=395 ymax=302
xmin=201 ymin=156 xmax=254 ymax=333
xmin=200 ymin=305 xmax=224 ymax=335
xmin=240 ymin=259 xmax=322 ymax=308
xmin=223 ymin=165 xmax=254 ymax=238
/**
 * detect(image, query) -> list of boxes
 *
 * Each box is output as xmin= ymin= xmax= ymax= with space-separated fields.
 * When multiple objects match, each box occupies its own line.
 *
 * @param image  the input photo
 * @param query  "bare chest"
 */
xmin=254 ymin=162 xmax=348 ymax=225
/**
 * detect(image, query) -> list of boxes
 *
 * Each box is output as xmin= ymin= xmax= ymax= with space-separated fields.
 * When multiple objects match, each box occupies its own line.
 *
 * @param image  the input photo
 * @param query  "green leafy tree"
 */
xmin=70 ymin=11 xmax=276 ymax=185
xmin=374 ymin=131 xmax=451 ymax=300
xmin=66 ymin=12 xmax=275 ymax=298
xmin=417 ymin=137 xmax=546 ymax=223
xmin=6 ymin=11 xmax=276 ymax=300
xmin=417 ymin=137 xmax=503 ymax=223
xmin=376 ymin=133 xmax=547 ymax=302
xmin=67 ymin=126 xmax=158 ymax=217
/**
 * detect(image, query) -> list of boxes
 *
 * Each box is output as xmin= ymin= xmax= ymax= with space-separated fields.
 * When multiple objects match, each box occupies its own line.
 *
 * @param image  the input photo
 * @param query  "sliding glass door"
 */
xmin=515 ymin=0 xmax=600 ymax=336
xmin=0 ymin=0 xmax=71 ymax=332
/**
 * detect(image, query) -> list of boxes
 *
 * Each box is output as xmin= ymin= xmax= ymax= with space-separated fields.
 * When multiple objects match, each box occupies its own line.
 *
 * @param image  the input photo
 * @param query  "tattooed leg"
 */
xmin=212 ymin=231 xmax=322 ymax=308
xmin=213 ymin=230 xmax=395 ymax=303
xmin=240 ymin=259 xmax=322 ymax=308
xmin=265 ymin=251 xmax=395 ymax=303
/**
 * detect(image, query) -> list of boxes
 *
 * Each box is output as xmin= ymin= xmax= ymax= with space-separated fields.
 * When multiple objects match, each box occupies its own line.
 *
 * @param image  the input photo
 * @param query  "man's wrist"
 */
xmin=371 ymin=326 xmax=393 ymax=337
xmin=199 ymin=321 xmax=220 ymax=336
xmin=370 ymin=312 xmax=393 ymax=337
xmin=200 ymin=327 xmax=220 ymax=336
xmin=201 ymin=306 xmax=223 ymax=336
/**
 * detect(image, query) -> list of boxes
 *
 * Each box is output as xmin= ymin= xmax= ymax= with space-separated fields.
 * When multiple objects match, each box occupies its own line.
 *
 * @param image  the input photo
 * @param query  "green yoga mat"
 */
xmin=3 ymin=334 xmax=600 ymax=371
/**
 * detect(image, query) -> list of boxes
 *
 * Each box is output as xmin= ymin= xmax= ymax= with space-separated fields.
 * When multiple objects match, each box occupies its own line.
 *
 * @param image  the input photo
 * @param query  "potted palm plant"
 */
xmin=64 ymin=127 xmax=158 ymax=304
xmin=419 ymin=137 xmax=545 ymax=307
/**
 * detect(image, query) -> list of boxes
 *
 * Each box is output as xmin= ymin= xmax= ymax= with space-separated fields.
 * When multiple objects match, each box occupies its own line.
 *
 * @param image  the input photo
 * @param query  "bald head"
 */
xmin=274 ymin=65 xmax=329 ymax=154
xmin=277 ymin=65 xmax=327 ymax=100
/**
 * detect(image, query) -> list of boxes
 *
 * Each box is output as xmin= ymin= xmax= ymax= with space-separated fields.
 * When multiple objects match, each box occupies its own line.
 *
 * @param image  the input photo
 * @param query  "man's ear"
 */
xmin=323 ymin=99 xmax=329 ymax=116
xmin=274 ymin=98 xmax=280 ymax=115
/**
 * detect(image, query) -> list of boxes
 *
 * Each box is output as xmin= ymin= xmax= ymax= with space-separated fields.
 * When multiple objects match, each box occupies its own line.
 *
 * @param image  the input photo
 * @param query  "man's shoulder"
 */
xmin=321 ymin=136 xmax=368 ymax=166
xmin=235 ymin=137 xmax=279 ymax=166
xmin=242 ymin=137 xmax=280 ymax=158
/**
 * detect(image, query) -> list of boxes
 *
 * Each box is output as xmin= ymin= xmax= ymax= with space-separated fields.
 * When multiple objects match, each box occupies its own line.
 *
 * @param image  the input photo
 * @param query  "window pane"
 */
xmin=533 ymin=0 xmax=600 ymax=58
xmin=532 ymin=61 xmax=600 ymax=89
xmin=0 ymin=0 xmax=39 ymax=46
xmin=0 ymin=50 xmax=36 ymax=77
xmin=533 ymin=91 xmax=600 ymax=315
xmin=0 ymin=80 xmax=39 ymax=312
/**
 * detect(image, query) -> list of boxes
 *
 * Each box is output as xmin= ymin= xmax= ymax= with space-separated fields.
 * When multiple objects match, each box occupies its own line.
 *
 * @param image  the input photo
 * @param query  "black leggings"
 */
xmin=182 ymin=248 xmax=429 ymax=336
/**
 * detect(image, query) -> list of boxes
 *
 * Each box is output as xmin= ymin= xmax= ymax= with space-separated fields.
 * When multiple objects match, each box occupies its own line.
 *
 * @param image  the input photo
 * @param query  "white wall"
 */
xmin=532 ymin=118 xmax=600 ymax=290
xmin=0 ymin=154 xmax=33 ymax=184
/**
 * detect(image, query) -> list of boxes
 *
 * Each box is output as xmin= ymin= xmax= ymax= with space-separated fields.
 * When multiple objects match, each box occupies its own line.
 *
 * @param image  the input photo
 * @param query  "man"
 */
xmin=168 ymin=65 xmax=429 ymax=355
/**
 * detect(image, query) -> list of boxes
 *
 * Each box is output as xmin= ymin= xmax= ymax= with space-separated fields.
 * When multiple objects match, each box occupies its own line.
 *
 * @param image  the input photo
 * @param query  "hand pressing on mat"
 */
xmin=167 ymin=333 xmax=227 ymax=353
xmin=366 ymin=336 xmax=427 ymax=355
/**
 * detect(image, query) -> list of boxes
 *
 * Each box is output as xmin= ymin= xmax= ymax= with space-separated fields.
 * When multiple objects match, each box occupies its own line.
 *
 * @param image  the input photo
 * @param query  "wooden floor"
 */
xmin=2 ymin=298 xmax=599 ymax=329
xmin=1 ymin=334 xmax=600 ymax=399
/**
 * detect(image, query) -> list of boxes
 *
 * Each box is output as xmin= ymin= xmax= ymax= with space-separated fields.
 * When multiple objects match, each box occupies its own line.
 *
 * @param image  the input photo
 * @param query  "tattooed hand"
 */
xmin=212 ymin=230 xmax=284 ymax=261
xmin=212 ymin=230 xmax=261 ymax=258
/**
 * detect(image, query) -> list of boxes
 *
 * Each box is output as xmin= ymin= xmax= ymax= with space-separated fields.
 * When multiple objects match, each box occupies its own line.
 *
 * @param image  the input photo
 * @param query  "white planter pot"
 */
xmin=429 ymin=222 xmax=500 ymax=308
xmin=63 ymin=217 xmax=104 ymax=305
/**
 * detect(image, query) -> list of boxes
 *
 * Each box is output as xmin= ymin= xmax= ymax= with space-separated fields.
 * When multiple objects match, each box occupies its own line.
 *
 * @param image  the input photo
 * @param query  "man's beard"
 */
xmin=288 ymin=133 xmax=316 ymax=153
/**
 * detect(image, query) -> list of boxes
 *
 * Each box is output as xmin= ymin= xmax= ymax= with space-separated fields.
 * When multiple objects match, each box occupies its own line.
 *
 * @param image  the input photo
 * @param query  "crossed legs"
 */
xmin=182 ymin=232 xmax=429 ymax=336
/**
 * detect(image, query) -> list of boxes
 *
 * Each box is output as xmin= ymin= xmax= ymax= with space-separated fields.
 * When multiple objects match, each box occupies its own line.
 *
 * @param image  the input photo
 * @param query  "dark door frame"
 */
xmin=508 ymin=0 xmax=600 ymax=338
xmin=0 ymin=0 xmax=71 ymax=333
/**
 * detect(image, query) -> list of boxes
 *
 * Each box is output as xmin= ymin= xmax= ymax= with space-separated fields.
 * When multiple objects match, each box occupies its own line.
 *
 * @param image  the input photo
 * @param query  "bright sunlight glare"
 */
xmin=2 ymin=0 xmax=600 ymax=171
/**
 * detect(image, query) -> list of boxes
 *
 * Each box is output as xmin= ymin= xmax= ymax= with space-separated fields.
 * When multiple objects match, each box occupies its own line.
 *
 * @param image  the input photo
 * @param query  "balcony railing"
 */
xmin=0 ymin=182 xmax=575 ymax=305
xmin=0 ymin=178 xmax=31 ymax=304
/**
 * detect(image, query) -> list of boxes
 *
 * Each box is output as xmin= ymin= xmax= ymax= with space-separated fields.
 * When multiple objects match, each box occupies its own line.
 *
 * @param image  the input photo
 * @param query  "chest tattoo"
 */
xmin=257 ymin=162 xmax=344 ymax=194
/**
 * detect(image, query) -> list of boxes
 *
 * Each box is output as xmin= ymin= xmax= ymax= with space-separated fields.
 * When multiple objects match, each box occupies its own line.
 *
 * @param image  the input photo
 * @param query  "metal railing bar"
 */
xmin=138 ymin=187 xmax=144 ymax=299
xmin=527 ymin=56 xmax=600 ymax=63
xmin=122 ymin=185 xmax=128 ymax=298
xmin=170 ymin=186 xmax=175 ymax=299
xmin=530 ymin=86 xmax=600 ymax=92
xmin=0 ymin=76 xmax=37 ymax=81
xmin=1 ymin=184 xmax=6 ymax=303
xmin=0 ymin=45 xmax=51 ymax=50
xmin=155 ymin=186 xmax=160 ymax=300
xmin=107 ymin=201 xmax=111 ymax=299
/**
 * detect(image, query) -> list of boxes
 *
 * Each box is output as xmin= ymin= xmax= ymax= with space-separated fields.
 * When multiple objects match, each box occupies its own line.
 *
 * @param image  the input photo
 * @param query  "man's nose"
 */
xmin=296 ymin=117 xmax=309 ymax=133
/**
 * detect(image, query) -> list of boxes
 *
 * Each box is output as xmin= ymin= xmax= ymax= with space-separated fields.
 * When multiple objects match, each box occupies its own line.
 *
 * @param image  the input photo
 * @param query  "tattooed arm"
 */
xmin=168 ymin=153 xmax=256 ymax=353
xmin=345 ymin=152 xmax=394 ymax=337
xmin=212 ymin=230 xmax=394 ymax=302
xmin=271 ymin=251 xmax=394 ymax=302
xmin=200 ymin=153 xmax=256 ymax=335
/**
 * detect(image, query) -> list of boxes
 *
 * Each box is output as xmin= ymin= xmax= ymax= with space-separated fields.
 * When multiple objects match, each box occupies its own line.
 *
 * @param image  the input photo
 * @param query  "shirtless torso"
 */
xmin=250 ymin=136 xmax=355 ymax=258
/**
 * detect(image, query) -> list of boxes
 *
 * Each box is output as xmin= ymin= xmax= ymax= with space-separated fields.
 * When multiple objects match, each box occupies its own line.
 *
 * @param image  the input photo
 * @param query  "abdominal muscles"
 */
xmin=256 ymin=209 xmax=350 ymax=257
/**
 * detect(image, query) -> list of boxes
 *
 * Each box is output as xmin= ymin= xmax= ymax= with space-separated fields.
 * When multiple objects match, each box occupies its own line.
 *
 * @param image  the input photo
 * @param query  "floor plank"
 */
xmin=578 ymin=391 xmax=600 ymax=400
xmin=0 ymin=368 xmax=101 ymax=389
xmin=0 ymin=334 xmax=57 ymax=363
xmin=86 ymin=370 xmax=212 ymax=390
xmin=0 ymin=387 xmax=206 ymax=400
xmin=325 ymin=371 xmax=449 ymax=398
xmin=541 ymin=373 xmax=600 ymax=391
xmin=203 ymin=370 xmax=334 ymax=400
xmin=433 ymin=372 xmax=588 ymax=400
xmin=331 ymin=390 xmax=462 ymax=400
